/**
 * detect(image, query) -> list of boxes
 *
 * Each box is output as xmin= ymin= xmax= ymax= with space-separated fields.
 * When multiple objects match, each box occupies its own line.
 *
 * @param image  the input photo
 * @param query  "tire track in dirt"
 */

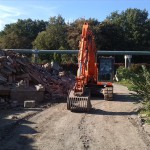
xmin=78 ymin=114 xmax=91 ymax=150
xmin=128 ymin=116 xmax=150 ymax=148
xmin=1 ymin=84 xmax=150 ymax=150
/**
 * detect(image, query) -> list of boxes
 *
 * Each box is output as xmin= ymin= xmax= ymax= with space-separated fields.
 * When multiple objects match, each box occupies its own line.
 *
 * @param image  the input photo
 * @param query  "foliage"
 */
xmin=106 ymin=8 xmax=150 ymax=63
xmin=117 ymin=66 xmax=132 ymax=81
xmin=61 ymin=54 xmax=77 ymax=64
xmin=107 ymin=8 xmax=150 ymax=50
xmin=67 ymin=18 xmax=100 ymax=50
xmin=117 ymin=64 xmax=144 ymax=81
xmin=116 ymin=65 xmax=143 ymax=90
xmin=33 ymin=15 xmax=70 ymax=62
xmin=129 ymin=64 xmax=143 ymax=74
xmin=33 ymin=15 xmax=69 ymax=50
xmin=0 ymin=19 xmax=48 ymax=49
xmin=129 ymin=66 xmax=150 ymax=124
xmin=117 ymin=65 xmax=150 ymax=121
xmin=0 ymin=9 xmax=150 ymax=63
xmin=96 ymin=21 xmax=124 ymax=50
xmin=129 ymin=66 xmax=150 ymax=104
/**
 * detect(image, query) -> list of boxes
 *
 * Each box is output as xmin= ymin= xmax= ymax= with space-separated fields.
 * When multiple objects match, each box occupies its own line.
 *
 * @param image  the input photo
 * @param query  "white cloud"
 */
xmin=0 ymin=5 xmax=22 ymax=31
xmin=0 ymin=3 xmax=58 ymax=31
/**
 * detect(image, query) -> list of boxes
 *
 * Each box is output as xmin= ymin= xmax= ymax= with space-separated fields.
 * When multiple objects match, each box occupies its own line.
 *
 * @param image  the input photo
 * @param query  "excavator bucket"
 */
xmin=67 ymin=90 xmax=91 ymax=112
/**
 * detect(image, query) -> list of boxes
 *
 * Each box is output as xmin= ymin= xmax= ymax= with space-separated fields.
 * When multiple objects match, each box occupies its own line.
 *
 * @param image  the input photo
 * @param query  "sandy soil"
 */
xmin=0 ymin=84 xmax=150 ymax=150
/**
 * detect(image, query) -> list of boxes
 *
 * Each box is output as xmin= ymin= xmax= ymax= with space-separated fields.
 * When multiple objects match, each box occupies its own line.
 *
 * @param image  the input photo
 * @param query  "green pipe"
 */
xmin=97 ymin=51 xmax=150 ymax=55
xmin=2 ymin=49 xmax=150 ymax=55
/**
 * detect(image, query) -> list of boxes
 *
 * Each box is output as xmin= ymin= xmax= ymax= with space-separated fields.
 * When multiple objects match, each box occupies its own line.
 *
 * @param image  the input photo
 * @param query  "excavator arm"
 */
xmin=75 ymin=23 xmax=98 ymax=95
xmin=67 ymin=23 xmax=114 ymax=112
xmin=67 ymin=23 xmax=97 ymax=111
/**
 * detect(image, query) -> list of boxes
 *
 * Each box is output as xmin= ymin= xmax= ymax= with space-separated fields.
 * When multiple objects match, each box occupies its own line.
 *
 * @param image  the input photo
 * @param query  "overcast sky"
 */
xmin=0 ymin=0 xmax=150 ymax=31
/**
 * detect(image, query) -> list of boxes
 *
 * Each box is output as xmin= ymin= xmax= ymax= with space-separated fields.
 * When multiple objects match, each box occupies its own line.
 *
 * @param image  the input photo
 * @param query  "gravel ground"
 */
xmin=0 ymin=84 xmax=150 ymax=150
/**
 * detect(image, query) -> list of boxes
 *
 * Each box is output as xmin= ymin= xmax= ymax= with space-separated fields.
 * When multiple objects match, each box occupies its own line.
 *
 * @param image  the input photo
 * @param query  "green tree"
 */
xmin=130 ymin=66 xmax=150 ymax=111
xmin=33 ymin=15 xmax=69 ymax=61
xmin=0 ymin=19 xmax=48 ymax=49
xmin=94 ymin=21 xmax=124 ymax=50
xmin=33 ymin=15 xmax=69 ymax=50
xmin=106 ymin=8 xmax=150 ymax=50
xmin=67 ymin=18 xmax=100 ymax=50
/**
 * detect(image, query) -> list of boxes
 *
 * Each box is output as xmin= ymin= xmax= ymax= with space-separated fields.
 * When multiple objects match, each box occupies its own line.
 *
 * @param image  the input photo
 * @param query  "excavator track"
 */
xmin=67 ymin=90 xmax=91 ymax=112
xmin=103 ymin=86 xmax=113 ymax=101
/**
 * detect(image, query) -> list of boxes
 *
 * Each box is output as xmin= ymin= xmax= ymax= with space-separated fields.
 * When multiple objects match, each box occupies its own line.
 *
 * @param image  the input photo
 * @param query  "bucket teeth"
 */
xmin=67 ymin=90 xmax=91 ymax=112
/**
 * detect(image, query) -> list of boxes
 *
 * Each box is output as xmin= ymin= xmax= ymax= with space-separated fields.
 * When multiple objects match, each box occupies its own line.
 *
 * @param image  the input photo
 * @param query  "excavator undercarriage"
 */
xmin=68 ymin=85 xmax=113 ymax=112
xmin=103 ymin=86 xmax=113 ymax=101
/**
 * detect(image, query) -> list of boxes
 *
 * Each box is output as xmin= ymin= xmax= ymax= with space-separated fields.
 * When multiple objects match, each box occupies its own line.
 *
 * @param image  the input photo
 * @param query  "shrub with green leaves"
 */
xmin=130 ymin=66 xmax=150 ymax=110
xmin=117 ymin=66 xmax=132 ymax=81
xmin=117 ymin=64 xmax=143 ymax=81
xmin=117 ymin=65 xmax=150 ymax=111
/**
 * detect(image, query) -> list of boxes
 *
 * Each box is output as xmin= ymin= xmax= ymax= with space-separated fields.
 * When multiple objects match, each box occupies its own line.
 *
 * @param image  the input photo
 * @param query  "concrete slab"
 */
xmin=24 ymin=101 xmax=35 ymax=108
xmin=0 ymin=85 xmax=10 ymax=96
xmin=10 ymin=87 xmax=44 ymax=104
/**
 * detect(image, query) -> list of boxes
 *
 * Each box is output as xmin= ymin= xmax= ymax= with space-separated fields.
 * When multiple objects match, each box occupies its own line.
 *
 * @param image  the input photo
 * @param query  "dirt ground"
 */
xmin=0 ymin=84 xmax=150 ymax=150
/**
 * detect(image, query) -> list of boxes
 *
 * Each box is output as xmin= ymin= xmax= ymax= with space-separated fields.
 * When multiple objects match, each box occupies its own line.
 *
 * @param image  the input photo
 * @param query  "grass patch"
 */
xmin=140 ymin=110 xmax=150 ymax=124
xmin=116 ymin=79 xmax=132 ymax=89
xmin=140 ymin=110 xmax=150 ymax=117
xmin=145 ymin=119 xmax=150 ymax=124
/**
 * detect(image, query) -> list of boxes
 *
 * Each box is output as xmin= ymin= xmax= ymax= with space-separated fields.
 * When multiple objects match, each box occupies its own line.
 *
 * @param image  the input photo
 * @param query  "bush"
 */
xmin=129 ymin=66 xmax=150 ymax=111
xmin=130 ymin=66 xmax=150 ymax=100
xmin=117 ymin=65 xmax=150 ymax=112
xmin=130 ymin=64 xmax=142 ymax=74
xmin=116 ymin=64 xmax=145 ymax=81
xmin=117 ymin=66 xmax=132 ymax=81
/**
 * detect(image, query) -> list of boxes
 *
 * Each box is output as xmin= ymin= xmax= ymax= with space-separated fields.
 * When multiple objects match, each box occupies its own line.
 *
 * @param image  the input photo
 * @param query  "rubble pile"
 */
xmin=0 ymin=98 xmax=10 ymax=110
xmin=0 ymin=50 xmax=75 ymax=108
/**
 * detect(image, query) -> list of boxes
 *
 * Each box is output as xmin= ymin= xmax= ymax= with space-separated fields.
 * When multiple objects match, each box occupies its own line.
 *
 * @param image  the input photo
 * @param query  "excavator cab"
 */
xmin=97 ymin=57 xmax=114 ymax=101
xmin=98 ymin=57 xmax=114 ymax=82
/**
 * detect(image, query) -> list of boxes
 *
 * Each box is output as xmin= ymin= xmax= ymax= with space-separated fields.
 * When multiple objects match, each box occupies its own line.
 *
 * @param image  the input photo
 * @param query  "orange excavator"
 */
xmin=67 ymin=23 xmax=114 ymax=111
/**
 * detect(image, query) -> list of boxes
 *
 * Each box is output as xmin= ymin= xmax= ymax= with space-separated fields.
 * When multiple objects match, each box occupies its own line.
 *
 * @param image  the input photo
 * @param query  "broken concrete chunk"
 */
xmin=4 ymin=63 xmax=16 ymax=73
xmin=11 ymin=101 xmax=18 ymax=108
xmin=59 ymin=71 xmax=65 ymax=76
xmin=35 ymin=84 xmax=45 ymax=91
xmin=0 ymin=74 xmax=7 ymax=83
xmin=8 ymin=115 xmax=18 ymax=119
xmin=0 ymin=98 xmax=5 ymax=103
xmin=7 ymin=56 xmax=13 ymax=63
xmin=0 ymin=85 xmax=10 ymax=96
xmin=51 ymin=61 xmax=61 ymax=71
xmin=24 ymin=100 xmax=35 ymax=108
xmin=1 ymin=68 xmax=12 ymax=75
xmin=43 ymin=63 xmax=51 ymax=70
xmin=16 ymin=80 xmax=28 ymax=88
xmin=0 ymin=56 xmax=7 ymax=62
